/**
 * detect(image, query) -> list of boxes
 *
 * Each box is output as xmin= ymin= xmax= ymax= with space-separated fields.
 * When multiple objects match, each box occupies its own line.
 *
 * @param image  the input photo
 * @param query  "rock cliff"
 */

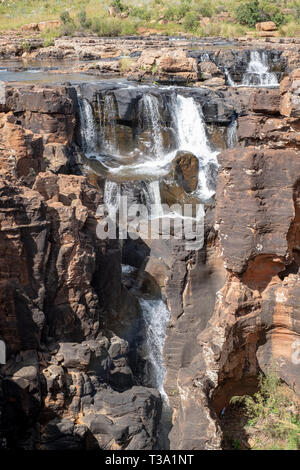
xmin=0 ymin=59 xmax=299 ymax=450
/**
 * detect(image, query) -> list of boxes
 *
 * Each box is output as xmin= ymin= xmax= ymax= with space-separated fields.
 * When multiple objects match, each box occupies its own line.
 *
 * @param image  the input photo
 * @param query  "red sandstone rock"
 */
xmin=256 ymin=21 xmax=277 ymax=32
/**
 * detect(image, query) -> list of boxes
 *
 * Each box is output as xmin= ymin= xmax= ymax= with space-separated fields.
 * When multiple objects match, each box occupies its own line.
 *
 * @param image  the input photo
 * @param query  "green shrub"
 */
xmin=230 ymin=369 xmax=300 ymax=450
xmin=183 ymin=12 xmax=199 ymax=33
xmin=121 ymin=18 xmax=139 ymax=35
xmin=281 ymin=20 xmax=300 ymax=37
xmin=164 ymin=3 xmax=190 ymax=21
xmin=60 ymin=11 xmax=72 ymax=25
xmin=235 ymin=0 xmax=262 ymax=27
xmin=42 ymin=28 xmax=60 ymax=47
xmin=194 ymin=0 xmax=214 ymax=18
xmin=77 ymin=9 xmax=91 ymax=28
xmin=130 ymin=6 xmax=151 ymax=21
xmin=235 ymin=0 xmax=286 ymax=28
xmin=260 ymin=1 xmax=286 ymax=27
xmin=92 ymin=17 xmax=122 ymax=37
xmin=111 ymin=0 xmax=127 ymax=13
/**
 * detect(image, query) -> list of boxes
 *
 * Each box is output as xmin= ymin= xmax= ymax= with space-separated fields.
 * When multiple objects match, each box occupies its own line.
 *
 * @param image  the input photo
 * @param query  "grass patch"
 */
xmin=119 ymin=57 xmax=135 ymax=72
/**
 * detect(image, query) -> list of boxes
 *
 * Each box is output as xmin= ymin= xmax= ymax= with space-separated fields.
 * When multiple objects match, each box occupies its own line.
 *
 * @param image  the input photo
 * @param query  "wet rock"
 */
xmin=172 ymin=151 xmax=199 ymax=193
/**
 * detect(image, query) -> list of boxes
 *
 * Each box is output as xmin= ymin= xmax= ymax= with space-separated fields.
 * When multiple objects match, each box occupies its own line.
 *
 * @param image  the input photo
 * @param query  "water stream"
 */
xmin=242 ymin=51 xmax=278 ymax=87
xmin=225 ymin=50 xmax=279 ymax=87
xmin=78 ymin=85 xmax=219 ymax=407
xmin=139 ymin=298 xmax=170 ymax=400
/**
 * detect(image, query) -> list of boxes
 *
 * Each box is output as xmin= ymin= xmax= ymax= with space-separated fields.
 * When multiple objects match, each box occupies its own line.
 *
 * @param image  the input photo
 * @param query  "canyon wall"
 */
xmin=0 ymin=62 xmax=299 ymax=450
xmin=167 ymin=71 xmax=300 ymax=450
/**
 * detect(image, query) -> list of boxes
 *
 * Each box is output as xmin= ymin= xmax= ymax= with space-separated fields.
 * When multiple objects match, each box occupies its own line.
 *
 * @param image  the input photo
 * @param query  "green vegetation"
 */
xmin=235 ymin=0 xmax=286 ymax=27
xmin=229 ymin=369 xmax=300 ymax=450
xmin=0 ymin=0 xmax=300 ymax=38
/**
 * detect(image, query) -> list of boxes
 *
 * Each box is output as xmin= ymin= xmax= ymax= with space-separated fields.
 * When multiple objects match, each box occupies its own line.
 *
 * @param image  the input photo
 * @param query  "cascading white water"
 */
xmin=227 ymin=116 xmax=238 ymax=148
xmin=101 ymin=94 xmax=118 ymax=154
xmin=173 ymin=95 xmax=219 ymax=202
xmin=224 ymin=67 xmax=236 ymax=87
xmin=78 ymin=97 xmax=98 ymax=155
xmin=138 ymin=94 xmax=164 ymax=159
xmin=78 ymin=89 xmax=219 ymax=218
xmin=139 ymin=298 xmax=170 ymax=400
xmin=242 ymin=51 xmax=278 ymax=87
xmin=104 ymin=180 xmax=121 ymax=219
xmin=225 ymin=51 xmax=279 ymax=87
xmin=142 ymin=180 xmax=164 ymax=219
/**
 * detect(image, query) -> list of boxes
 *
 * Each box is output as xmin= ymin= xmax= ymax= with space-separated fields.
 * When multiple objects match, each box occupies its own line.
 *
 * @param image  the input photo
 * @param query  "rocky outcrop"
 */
xmin=0 ymin=84 xmax=161 ymax=450
xmin=0 ymin=84 xmax=77 ymax=181
xmin=1 ymin=58 xmax=300 ymax=452
xmin=167 ymin=69 xmax=300 ymax=450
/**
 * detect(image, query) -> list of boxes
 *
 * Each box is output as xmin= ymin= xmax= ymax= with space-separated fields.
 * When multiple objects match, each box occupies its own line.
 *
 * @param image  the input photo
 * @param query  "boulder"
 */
xmin=172 ymin=151 xmax=199 ymax=193
xmin=202 ymin=77 xmax=225 ymax=87
xmin=37 ymin=20 xmax=62 ymax=31
xmin=157 ymin=50 xmax=198 ymax=82
xmin=256 ymin=21 xmax=277 ymax=31
xmin=21 ymin=23 xmax=39 ymax=32
xmin=199 ymin=61 xmax=222 ymax=80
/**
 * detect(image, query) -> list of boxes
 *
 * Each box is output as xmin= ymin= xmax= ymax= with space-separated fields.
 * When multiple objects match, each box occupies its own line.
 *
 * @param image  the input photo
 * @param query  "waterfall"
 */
xmin=199 ymin=52 xmax=210 ymax=61
xmin=104 ymin=180 xmax=121 ymax=220
xmin=227 ymin=116 xmax=238 ymax=148
xmin=224 ymin=67 xmax=236 ymax=87
xmin=101 ymin=94 xmax=118 ymax=154
xmin=138 ymin=94 xmax=164 ymax=159
xmin=78 ymin=97 xmax=98 ymax=155
xmin=141 ymin=180 xmax=163 ymax=219
xmin=139 ymin=298 xmax=170 ymax=400
xmin=242 ymin=51 xmax=278 ymax=87
xmin=173 ymin=94 xmax=219 ymax=202
xmin=78 ymin=89 xmax=220 ymax=220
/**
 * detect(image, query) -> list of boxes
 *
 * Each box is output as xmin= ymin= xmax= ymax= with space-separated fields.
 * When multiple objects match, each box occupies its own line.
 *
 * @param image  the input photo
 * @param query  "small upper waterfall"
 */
xmin=139 ymin=298 xmax=170 ymax=400
xmin=104 ymin=180 xmax=120 ymax=219
xmin=242 ymin=51 xmax=278 ymax=87
xmin=225 ymin=51 xmax=279 ymax=88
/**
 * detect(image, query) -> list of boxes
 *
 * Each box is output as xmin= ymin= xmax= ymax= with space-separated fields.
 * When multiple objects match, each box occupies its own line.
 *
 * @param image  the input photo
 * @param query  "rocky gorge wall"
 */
xmin=0 ymin=50 xmax=300 ymax=450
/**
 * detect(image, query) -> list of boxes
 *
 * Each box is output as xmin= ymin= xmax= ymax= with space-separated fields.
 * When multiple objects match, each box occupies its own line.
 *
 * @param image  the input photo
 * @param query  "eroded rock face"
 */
xmin=167 ymin=68 xmax=300 ymax=450
xmin=1 ymin=61 xmax=300 ymax=451
xmin=0 ymin=84 xmax=161 ymax=449
xmin=0 ymin=171 xmax=158 ymax=449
